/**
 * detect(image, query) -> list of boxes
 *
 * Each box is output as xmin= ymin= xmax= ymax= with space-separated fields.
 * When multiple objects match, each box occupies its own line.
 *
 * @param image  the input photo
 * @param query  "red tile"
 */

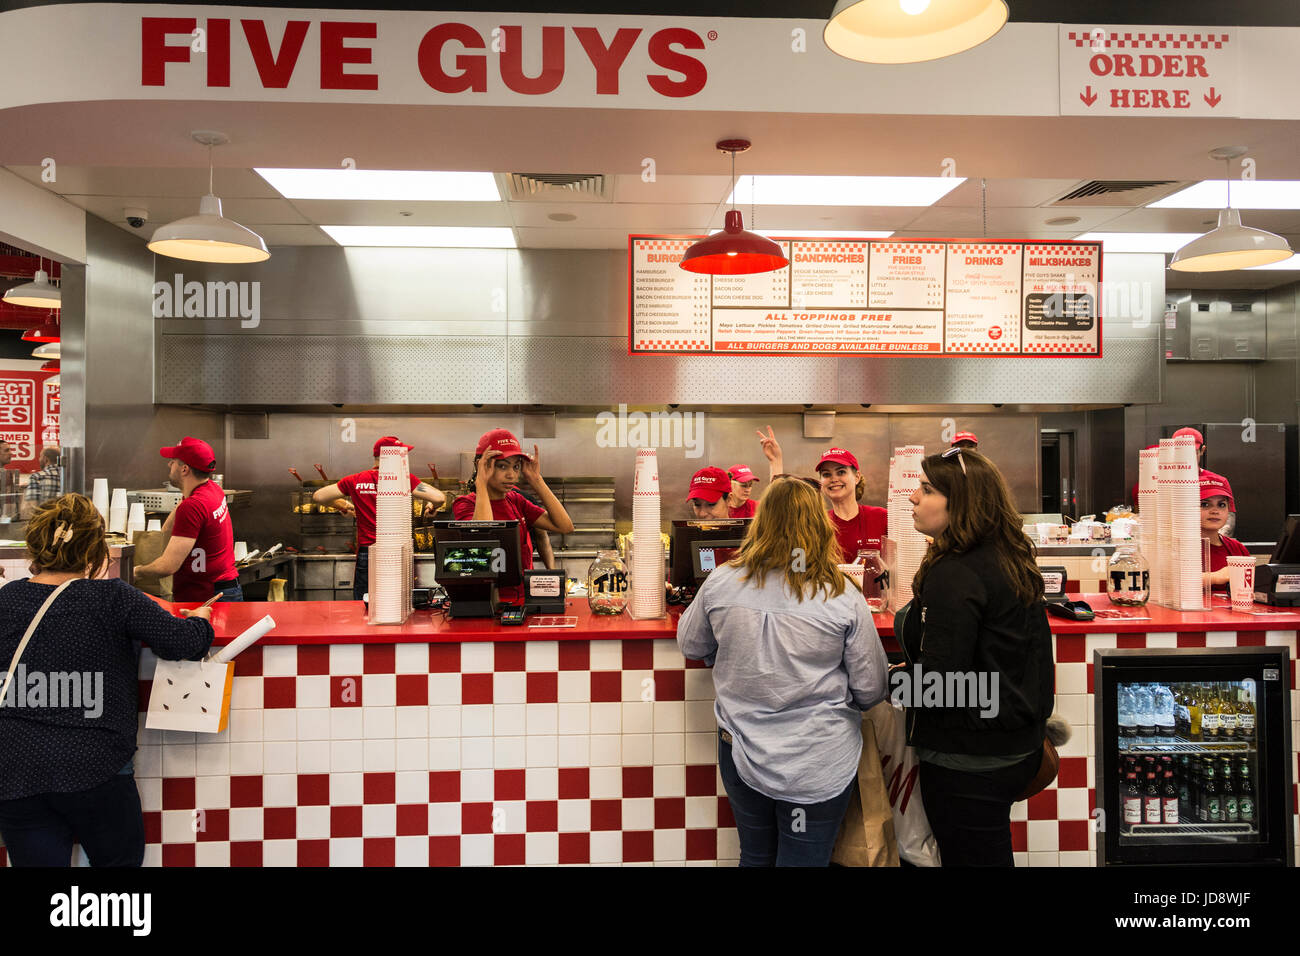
xmin=558 ymin=832 xmax=589 ymax=864
xmin=462 ymin=673 xmax=493 ymax=705
xmin=1026 ymin=789 xmax=1057 ymax=820
xmin=558 ymin=642 xmax=589 ymax=671
xmin=623 ymin=766 xmax=654 ymax=798
xmin=297 ymin=839 xmax=330 ymax=867
xmin=331 ymin=805 xmax=363 ymax=838
xmin=652 ymin=670 xmax=685 ymax=701
xmin=1064 ymin=580 xmax=1080 ymax=592
xmin=623 ymin=640 xmax=653 ymax=670
xmin=396 ymin=674 xmax=428 ymax=706
xmin=230 ymin=841 xmax=262 ymax=867
xmin=1057 ymin=757 xmax=1087 ymax=790
xmin=162 ymin=844 xmax=195 ymax=867
xmin=1055 ymin=638 xmax=1086 ymax=663
xmin=685 ymin=658 xmax=708 ymax=669
xmin=686 ymin=829 xmax=717 ymax=861
xmin=1117 ymin=635 xmax=1146 ymax=649
xmin=526 ymin=801 xmax=559 ymax=831
xmin=263 ymin=807 xmax=296 ymax=840
xmin=1059 ymin=820 xmax=1090 ymax=852
xmin=331 ymin=675 xmax=363 ymax=707
xmin=1238 ymin=632 xmax=1266 ymax=647
xmin=526 ymin=672 xmax=558 ymax=703
xmin=558 ymin=768 xmax=589 ymax=800
xmin=1088 ymin=788 xmax=1098 ymax=814
xmin=495 ymin=643 xmax=526 ymax=672
xmin=137 ymin=679 xmax=152 ymax=713
xmin=262 ymin=676 xmax=297 ymax=709
xmin=462 ymin=802 xmax=495 ymax=834
xmin=162 ymin=778 xmax=195 ymax=810
xmin=1010 ymin=820 xmax=1027 ymax=853
xmin=590 ymin=799 xmax=622 ymax=831
xmin=590 ymin=671 xmax=621 ymax=702
xmin=364 ymin=644 xmax=396 ymax=674
xmin=196 ymin=808 xmax=229 ymax=842
xmin=1086 ymin=662 xmax=1094 ymax=695
xmin=230 ymin=775 xmax=263 ymax=808
xmin=429 ymin=771 xmax=460 ymax=803
xmin=234 ymin=646 xmax=262 ymax=677
xmin=297 ymin=774 xmax=331 ymax=806
xmin=143 ymin=811 xmax=161 ymax=844
xmin=429 ymin=644 xmax=461 ymax=673
xmin=396 ymin=804 xmax=429 ymax=836
xmin=495 ymin=769 xmax=526 ymax=801
xmin=686 ymin=765 xmax=717 ymax=797
xmin=364 ymin=772 xmax=396 ymax=804
xmin=654 ymin=797 xmax=686 ymax=829
xmin=495 ymin=834 xmax=526 ymax=866
xmin=1176 ymin=632 xmax=1207 ymax=648
xmin=622 ymin=830 xmax=654 ymax=863
xmin=297 ymin=645 xmax=330 ymax=675
xmin=0 ymin=848 xmax=6 ymax=867
xmin=718 ymin=796 xmax=735 ymax=828
xmin=429 ymin=836 xmax=460 ymax=867
xmin=364 ymin=837 xmax=396 ymax=867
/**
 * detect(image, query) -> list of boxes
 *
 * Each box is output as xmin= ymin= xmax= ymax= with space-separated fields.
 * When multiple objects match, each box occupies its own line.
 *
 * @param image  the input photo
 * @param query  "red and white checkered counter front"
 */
xmin=1 ymin=600 xmax=1295 ymax=867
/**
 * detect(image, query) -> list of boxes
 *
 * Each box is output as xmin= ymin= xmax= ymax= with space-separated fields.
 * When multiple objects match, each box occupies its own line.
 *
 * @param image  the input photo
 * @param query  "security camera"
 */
xmin=124 ymin=207 xmax=149 ymax=229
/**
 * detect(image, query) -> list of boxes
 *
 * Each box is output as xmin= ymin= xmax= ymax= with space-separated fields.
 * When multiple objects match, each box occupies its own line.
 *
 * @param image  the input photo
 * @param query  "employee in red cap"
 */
xmin=1200 ymin=470 xmax=1249 ymax=590
xmin=726 ymin=464 xmax=760 ymax=518
xmin=687 ymin=466 xmax=733 ymax=520
xmin=452 ymin=428 xmax=574 ymax=605
xmin=313 ymin=437 xmax=447 ymax=601
xmin=136 ymin=437 xmax=241 ymax=602
xmin=950 ymin=431 xmax=979 ymax=450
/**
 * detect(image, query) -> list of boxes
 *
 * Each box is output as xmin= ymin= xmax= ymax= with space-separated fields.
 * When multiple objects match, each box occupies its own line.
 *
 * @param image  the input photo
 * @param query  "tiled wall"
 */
xmin=1 ymin=632 xmax=1295 ymax=867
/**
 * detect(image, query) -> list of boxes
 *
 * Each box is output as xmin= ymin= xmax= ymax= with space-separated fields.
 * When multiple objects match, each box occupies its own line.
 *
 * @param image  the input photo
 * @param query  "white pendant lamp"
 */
xmin=1170 ymin=147 xmax=1294 ymax=272
xmin=148 ymin=131 xmax=270 ymax=264
xmin=3 ymin=257 xmax=61 ymax=308
xmin=824 ymin=0 xmax=1009 ymax=64
xmin=31 ymin=342 xmax=61 ymax=360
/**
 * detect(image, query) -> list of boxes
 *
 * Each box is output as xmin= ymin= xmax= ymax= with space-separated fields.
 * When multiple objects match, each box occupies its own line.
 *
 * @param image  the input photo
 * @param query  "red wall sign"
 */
xmin=0 ymin=368 xmax=58 ymax=473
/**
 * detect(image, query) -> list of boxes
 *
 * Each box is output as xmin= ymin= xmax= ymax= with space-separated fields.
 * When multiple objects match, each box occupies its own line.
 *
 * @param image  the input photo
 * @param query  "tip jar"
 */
xmin=587 ymin=550 xmax=629 ymax=615
xmin=1107 ymin=544 xmax=1150 ymax=607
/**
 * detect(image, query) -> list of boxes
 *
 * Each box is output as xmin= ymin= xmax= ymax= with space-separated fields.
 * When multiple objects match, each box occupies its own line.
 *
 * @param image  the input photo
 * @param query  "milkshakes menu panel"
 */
xmin=628 ymin=236 xmax=1102 ymax=356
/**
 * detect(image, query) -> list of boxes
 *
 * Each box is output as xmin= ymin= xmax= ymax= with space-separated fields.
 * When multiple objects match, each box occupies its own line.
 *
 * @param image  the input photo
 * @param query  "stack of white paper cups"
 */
xmin=887 ymin=445 xmax=929 ymax=611
xmin=1168 ymin=435 xmax=1204 ymax=610
xmin=628 ymin=449 xmax=666 ymax=619
xmin=1138 ymin=446 xmax=1161 ymax=605
xmin=108 ymin=487 xmax=129 ymax=535
xmin=126 ymin=502 xmax=147 ymax=542
xmin=369 ymin=445 xmax=414 ymax=624
xmin=92 ymin=478 xmax=109 ymax=522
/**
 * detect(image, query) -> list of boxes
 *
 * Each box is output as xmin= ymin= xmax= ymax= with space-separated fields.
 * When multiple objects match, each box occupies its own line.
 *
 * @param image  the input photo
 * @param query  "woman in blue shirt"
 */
xmin=677 ymin=477 xmax=889 ymax=866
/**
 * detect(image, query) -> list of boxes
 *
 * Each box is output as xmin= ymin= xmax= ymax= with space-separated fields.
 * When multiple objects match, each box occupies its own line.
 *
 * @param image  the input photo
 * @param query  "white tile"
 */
xmin=1056 ymin=663 xmax=1087 ymax=695
xmin=330 ymin=708 xmax=364 ymax=740
xmin=1013 ymin=852 xmax=1029 ymax=866
xmin=526 ymin=831 xmax=559 ymax=866
xmin=1027 ymin=820 xmax=1059 ymax=851
xmin=622 ymin=669 xmax=654 ymax=703
xmin=1205 ymin=630 xmax=1238 ymax=648
xmin=589 ymin=640 xmax=623 ymax=671
xmin=195 ymin=742 xmax=230 ymax=776
xmin=1057 ymin=787 xmax=1091 ymax=820
xmin=558 ymin=799 xmax=591 ymax=832
xmin=686 ymin=796 xmax=716 ymax=828
xmin=162 ymin=730 xmax=196 ymax=745
xmin=623 ymin=701 xmax=654 ymax=734
xmin=1055 ymin=694 xmax=1090 ymax=728
xmin=428 ymin=674 xmax=460 ymax=706
xmin=685 ymin=669 xmax=715 ymax=701
xmin=229 ymin=710 xmax=262 ymax=742
xmin=297 ymin=741 xmax=331 ymax=773
xmin=229 ymin=806 xmax=263 ymax=841
xmin=590 ymin=765 xmax=622 ymax=799
xmin=395 ymin=835 xmax=428 ymax=867
xmin=262 ymin=840 xmax=296 ymax=867
xmin=589 ymin=735 xmax=621 ymax=766
xmin=495 ymin=672 xmax=527 ymax=705
xmin=494 ymin=703 xmax=527 ymax=736
xmin=162 ymin=744 xmax=196 ymax=777
xmin=263 ymin=710 xmax=297 ymax=742
xmin=395 ymin=643 xmax=428 ymax=674
xmin=558 ymin=671 xmax=588 ymax=703
xmin=717 ymin=828 xmax=740 ymax=860
xmin=526 ymin=735 xmax=558 ymax=768
xmin=461 ymin=642 xmax=494 ymax=672
xmin=459 ymin=769 xmax=492 ymax=801
xmin=527 ymin=703 xmax=559 ymax=735
xmin=394 ymin=770 xmax=429 ymax=804
xmin=653 ymin=701 xmax=685 ymax=733
xmin=137 ymin=777 xmax=162 ymax=812
xmin=161 ymin=809 xmax=195 ymax=844
xmin=461 ymin=834 xmax=494 ymax=867
xmin=685 ymin=700 xmax=716 ymax=733
xmin=253 ymin=774 xmax=291 ymax=809
xmin=622 ymin=734 xmax=654 ymax=765
xmin=330 ymin=644 xmax=363 ymax=674
xmin=364 ymin=739 xmax=396 ymax=772
xmin=557 ymin=735 xmax=590 ymax=767
xmin=492 ymin=736 xmax=526 ymax=769
xmin=1059 ymin=850 xmax=1093 ymax=867
xmin=330 ymin=739 xmax=364 ymax=772
xmin=363 ymin=804 xmax=397 ymax=838
xmin=429 ymin=737 xmax=461 ymax=770
xmin=195 ymin=842 xmax=230 ymax=868
xmin=195 ymin=775 xmax=230 ymax=810
xmin=557 ymin=702 xmax=590 ymax=735
xmin=525 ymin=641 xmax=558 ymax=671
xmin=526 ymin=768 xmax=559 ymax=800
xmin=428 ymin=705 xmax=460 ymax=738
xmin=1027 ymin=851 xmax=1059 ymax=867
xmin=262 ymin=645 xmax=297 ymax=676
xmin=590 ymin=702 xmax=621 ymax=734
xmin=363 ymin=674 xmax=397 ymax=707
xmin=654 ymin=734 xmax=685 ymax=765
xmin=363 ymin=706 xmax=396 ymax=739
xmin=397 ymin=737 xmax=430 ymax=771
xmin=230 ymin=676 xmax=262 ymax=710
xmin=495 ymin=801 xmax=526 ymax=833
xmin=654 ymin=829 xmax=686 ymax=862
xmin=590 ymin=831 xmax=623 ymax=864
xmin=1010 ymin=800 xmax=1028 ymax=822
xmin=1084 ymin=633 xmax=1118 ymax=651
xmin=296 ymin=805 xmax=330 ymax=840
xmin=653 ymin=764 xmax=686 ymax=797
xmin=653 ymin=638 xmax=684 ymax=670
xmin=395 ymin=705 xmax=428 ymax=739
xmin=331 ymin=772 xmax=365 ymax=804
xmin=1145 ymin=632 xmax=1178 ymax=648
xmin=1058 ymin=728 xmax=1087 ymax=758
xmin=461 ymin=704 xmax=494 ymax=737
xmin=296 ymin=676 xmax=330 ymax=708
xmin=330 ymin=838 xmax=364 ymax=867
xmin=428 ymin=803 xmax=460 ymax=836
xmin=263 ymin=741 xmax=297 ymax=774
xmin=296 ymin=708 xmax=332 ymax=741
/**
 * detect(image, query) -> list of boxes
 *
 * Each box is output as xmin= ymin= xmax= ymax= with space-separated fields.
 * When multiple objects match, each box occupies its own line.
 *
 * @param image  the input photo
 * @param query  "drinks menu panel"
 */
xmin=628 ymin=236 xmax=1102 ymax=357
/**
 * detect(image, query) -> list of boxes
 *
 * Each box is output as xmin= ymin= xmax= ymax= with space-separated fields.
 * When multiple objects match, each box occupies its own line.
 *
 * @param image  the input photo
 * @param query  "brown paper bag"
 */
xmin=130 ymin=530 xmax=173 ymax=601
xmin=831 ymin=713 xmax=900 ymax=867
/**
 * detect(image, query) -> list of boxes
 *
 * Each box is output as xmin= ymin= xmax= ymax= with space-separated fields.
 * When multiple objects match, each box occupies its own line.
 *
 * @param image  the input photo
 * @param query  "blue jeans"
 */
xmin=717 ymin=731 xmax=855 ymax=867
xmin=0 ymin=772 xmax=145 ymax=866
xmin=214 ymin=578 xmax=243 ymax=603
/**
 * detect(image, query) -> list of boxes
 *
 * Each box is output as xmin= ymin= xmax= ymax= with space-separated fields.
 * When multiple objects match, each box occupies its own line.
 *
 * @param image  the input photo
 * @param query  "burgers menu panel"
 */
xmin=629 ymin=236 xmax=1102 ymax=356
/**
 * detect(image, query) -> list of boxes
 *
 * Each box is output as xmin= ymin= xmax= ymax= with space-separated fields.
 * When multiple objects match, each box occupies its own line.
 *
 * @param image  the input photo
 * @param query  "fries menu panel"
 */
xmin=628 ymin=237 xmax=1103 ymax=356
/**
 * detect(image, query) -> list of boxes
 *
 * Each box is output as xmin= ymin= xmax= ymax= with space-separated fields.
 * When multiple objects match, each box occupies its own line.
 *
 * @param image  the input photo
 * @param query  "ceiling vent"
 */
xmin=1047 ymin=180 xmax=1187 ymax=207
xmin=505 ymin=173 xmax=610 ymax=202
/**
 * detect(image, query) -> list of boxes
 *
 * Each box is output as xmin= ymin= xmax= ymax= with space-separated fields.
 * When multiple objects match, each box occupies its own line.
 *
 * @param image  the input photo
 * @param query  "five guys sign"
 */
xmin=140 ymin=16 xmax=709 ymax=97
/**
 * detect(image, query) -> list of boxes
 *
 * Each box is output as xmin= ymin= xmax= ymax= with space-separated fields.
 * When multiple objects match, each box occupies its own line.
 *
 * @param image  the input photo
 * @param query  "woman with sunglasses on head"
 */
xmin=900 ymin=446 xmax=1054 ymax=867
xmin=756 ymin=426 xmax=886 ymax=563
xmin=725 ymin=464 xmax=760 ymax=518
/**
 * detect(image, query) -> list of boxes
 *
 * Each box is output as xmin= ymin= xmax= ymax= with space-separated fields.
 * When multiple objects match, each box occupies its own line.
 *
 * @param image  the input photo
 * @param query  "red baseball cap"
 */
xmin=688 ymin=467 xmax=732 ymax=503
xmin=373 ymin=436 xmax=413 ymax=457
xmin=1199 ymin=469 xmax=1235 ymax=511
xmin=815 ymin=447 xmax=859 ymax=472
xmin=160 ymin=437 xmax=216 ymax=472
xmin=952 ymin=431 xmax=979 ymax=447
xmin=1173 ymin=427 xmax=1204 ymax=449
xmin=476 ymin=428 xmax=526 ymax=458
xmin=728 ymin=464 xmax=758 ymax=484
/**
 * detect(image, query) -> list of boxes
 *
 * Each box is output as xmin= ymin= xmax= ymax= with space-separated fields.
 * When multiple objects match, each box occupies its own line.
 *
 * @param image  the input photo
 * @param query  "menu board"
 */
xmin=628 ymin=236 xmax=1102 ymax=357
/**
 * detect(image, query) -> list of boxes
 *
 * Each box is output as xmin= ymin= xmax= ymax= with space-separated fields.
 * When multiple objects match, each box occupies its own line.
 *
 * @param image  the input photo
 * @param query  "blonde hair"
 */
xmin=26 ymin=493 xmax=109 ymax=578
xmin=730 ymin=477 xmax=849 ymax=602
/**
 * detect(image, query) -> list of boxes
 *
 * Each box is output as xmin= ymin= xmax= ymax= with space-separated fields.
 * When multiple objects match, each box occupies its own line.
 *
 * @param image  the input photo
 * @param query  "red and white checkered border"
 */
xmin=871 ymin=242 xmax=944 ymax=255
xmin=948 ymin=244 xmax=1021 ymax=256
xmin=1023 ymin=343 xmax=1098 ymax=353
xmin=1067 ymin=31 xmax=1230 ymax=50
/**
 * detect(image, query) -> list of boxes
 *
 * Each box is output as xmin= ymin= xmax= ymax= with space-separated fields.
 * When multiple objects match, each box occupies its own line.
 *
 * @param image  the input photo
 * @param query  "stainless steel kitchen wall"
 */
xmin=154 ymin=248 xmax=1163 ymax=406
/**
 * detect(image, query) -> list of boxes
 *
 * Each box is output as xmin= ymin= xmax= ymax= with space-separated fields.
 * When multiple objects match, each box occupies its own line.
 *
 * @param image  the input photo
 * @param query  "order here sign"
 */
xmin=1059 ymin=25 xmax=1236 ymax=116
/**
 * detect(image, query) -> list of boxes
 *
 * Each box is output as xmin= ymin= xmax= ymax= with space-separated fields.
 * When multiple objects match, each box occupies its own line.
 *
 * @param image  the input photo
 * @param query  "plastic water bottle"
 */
xmin=1135 ymin=684 xmax=1156 ymax=742
xmin=1154 ymin=684 xmax=1176 ymax=738
xmin=1118 ymin=685 xmax=1137 ymax=744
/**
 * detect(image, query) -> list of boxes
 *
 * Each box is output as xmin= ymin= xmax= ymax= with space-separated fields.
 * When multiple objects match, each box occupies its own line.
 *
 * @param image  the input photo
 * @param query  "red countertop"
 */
xmin=159 ymin=593 xmax=1300 ymax=647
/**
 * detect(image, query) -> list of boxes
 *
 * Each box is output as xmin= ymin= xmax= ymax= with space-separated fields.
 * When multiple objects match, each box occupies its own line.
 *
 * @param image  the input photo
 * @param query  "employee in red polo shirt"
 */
xmin=726 ymin=464 xmax=760 ymax=518
xmin=1200 ymin=469 xmax=1250 ymax=591
xmin=135 ymin=437 xmax=241 ymax=602
xmin=312 ymin=436 xmax=447 ymax=601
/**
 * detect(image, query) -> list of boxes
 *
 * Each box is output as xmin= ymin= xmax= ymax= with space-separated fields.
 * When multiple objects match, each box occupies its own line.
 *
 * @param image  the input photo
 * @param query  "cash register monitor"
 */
xmin=432 ymin=520 xmax=522 ymax=617
xmin=1269 ymin=515 xmax=1300 ymax=564
xmin=669 ymin=519 xmax=751 ymax=588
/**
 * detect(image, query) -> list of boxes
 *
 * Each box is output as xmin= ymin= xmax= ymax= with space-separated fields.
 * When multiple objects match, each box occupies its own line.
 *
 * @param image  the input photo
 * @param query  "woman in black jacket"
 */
xmin=0 ymin=494 xmax=214 ymax=866
xmin=899 ymin=447 xmax=1054 ymax=866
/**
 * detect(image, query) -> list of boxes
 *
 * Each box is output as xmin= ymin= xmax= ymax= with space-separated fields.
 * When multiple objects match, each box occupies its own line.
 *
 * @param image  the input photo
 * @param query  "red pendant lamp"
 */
xmin=680 ymin=139 xmax=789 ymax=276
xmin=21 ymin=311 xmax=60 ymax=343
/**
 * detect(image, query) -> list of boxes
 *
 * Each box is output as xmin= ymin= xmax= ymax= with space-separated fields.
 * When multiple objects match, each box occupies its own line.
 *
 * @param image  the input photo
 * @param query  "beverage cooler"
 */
xmin=1094 ymin=648 xmax=1294 ymax=866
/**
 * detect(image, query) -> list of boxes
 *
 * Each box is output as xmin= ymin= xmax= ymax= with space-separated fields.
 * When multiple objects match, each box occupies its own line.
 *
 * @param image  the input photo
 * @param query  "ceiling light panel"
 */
xmin=1150 ymin=180 xmax=1300 ymax=210
xmin=1075 ymin=232 xmax=1204 ymax=253
xmin=321 ymin=226 xmax=517 ymax=248
xmin=729 ymin=176 xmax=966 ymax=207
xmin=256 ymin=169 xmax=501 ymax=202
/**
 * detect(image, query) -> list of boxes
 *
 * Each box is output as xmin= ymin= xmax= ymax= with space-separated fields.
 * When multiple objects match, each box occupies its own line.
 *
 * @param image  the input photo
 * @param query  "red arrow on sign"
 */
xmin=1204 ymin=87 xmax=1222 ymax=107
xmin=1080 ymin=85 xmax=1098 ymax=106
